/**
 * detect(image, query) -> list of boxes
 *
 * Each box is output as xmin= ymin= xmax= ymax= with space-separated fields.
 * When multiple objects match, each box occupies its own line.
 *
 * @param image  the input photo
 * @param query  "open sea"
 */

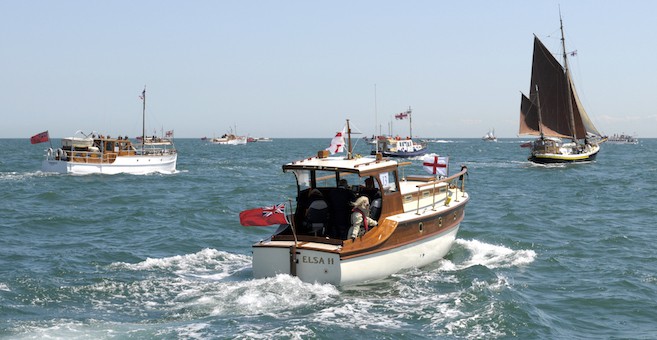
xmin=1 ymin=137 xmax=656 ymax=339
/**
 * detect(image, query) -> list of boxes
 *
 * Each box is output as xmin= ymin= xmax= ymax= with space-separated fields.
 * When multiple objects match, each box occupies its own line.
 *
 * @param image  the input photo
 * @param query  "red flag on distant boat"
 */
xmin=239 ymin=203 xmax=288 ymax=226
xmin=165 ymin=130 xmax=173 ymax=137
xmin=30 ymin=131 xmax=49 ymax=144
xmin=395 ymin=109 xmax=411 ymax=120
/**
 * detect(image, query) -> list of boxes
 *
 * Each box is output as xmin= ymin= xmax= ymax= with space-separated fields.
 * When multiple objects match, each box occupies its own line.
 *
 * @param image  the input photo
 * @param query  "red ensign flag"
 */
xmin=30 ymin=131 xmax=49 ymax=144
xmin=239 ymin=203 xmax=288 ymax=226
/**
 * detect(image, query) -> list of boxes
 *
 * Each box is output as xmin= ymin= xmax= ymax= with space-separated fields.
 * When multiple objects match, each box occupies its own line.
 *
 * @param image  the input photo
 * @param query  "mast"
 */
xmin=374 ymin=84 xmax=378 ymax=136
xmin=559 ymin=10 xmax=578 ymax=142
xmin=141 ymin=86 xmax=146 ymax=150
xmin=407 ymin=106 xmax=413 ymax=138
xmin=534 ymin=85 xmax=545 ymax=139
xmin=374 ymin=85 xmax=379 ymax=153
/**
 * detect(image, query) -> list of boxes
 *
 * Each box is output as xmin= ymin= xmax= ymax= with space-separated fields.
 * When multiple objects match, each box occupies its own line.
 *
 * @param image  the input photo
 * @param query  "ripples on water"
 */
xmin=1 ymin=138 xmax=656 ymax=338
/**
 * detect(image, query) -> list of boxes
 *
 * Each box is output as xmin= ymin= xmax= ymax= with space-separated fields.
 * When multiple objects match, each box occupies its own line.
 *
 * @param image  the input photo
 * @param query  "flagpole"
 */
xmin=346 ymin=119 xmax=352 ymax=159
xmin=288 ymin=198 xmax=298 ymax=277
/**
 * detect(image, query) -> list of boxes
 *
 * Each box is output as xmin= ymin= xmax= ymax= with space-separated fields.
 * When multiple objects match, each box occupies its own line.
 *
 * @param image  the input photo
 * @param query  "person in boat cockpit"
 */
xmin=348 ymin=196 xmax=378 ymax=239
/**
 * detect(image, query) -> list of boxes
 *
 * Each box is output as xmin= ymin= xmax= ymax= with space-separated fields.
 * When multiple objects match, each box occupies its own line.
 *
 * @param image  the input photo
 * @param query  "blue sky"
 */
xmin=2 ymin=0 xmax=655 ymax=139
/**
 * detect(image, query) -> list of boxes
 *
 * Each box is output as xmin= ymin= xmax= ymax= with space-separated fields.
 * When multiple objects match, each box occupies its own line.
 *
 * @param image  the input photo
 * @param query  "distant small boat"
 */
xmin=210 ymin=134 xmax=247 ymax=145
xmin=372 ymin=136 xmax=427 ymax=157
xmin=605 ymin=133 xmax=638 ymax=144
xmin=138 ymin=130 xmax=174 ymax=146
xmin=210 ymin=125 xmax=248 ymax=145
xmin=370 ymin=107 xmax=427 ymax=158
xmin=256 ymin=137 xmax=273 ymax=142
xmin=482 ymin=129 xmax=497 ymax=142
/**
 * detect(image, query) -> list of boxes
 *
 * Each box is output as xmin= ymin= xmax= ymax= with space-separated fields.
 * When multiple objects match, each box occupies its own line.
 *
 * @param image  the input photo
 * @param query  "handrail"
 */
xmin=414 ymin=168 xmax=467 ymax=189
xmin=413 ymin=167 xmax=468 ymax=214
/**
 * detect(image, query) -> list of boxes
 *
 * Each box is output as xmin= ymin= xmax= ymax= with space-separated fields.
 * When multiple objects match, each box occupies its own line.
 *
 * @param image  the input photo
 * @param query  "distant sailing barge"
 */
xmin=519 ymin=13 xmax=605 ymax=164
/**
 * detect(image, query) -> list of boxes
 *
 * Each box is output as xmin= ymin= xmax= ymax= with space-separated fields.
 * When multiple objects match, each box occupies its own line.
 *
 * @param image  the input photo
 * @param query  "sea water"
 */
xmin=1 ymin=138 xmax=656 ymax=339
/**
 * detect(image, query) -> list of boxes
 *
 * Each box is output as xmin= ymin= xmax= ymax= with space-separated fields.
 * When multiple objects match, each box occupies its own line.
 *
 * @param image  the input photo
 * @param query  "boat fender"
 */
xmin=47 ymin=147 xmax=53 ymax=158
xmin=56 ymin=148 xmax=65 ymax=160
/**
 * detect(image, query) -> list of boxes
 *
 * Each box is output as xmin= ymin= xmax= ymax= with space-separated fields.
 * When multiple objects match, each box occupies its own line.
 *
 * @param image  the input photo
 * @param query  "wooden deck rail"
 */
xmin=414 ymin=167 xmax=468 ymax=215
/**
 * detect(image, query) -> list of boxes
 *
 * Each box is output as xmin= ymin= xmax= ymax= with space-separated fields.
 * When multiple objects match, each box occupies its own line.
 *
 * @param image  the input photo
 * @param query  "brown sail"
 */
xmin=519 ymin=36 xmax=601 ymax=139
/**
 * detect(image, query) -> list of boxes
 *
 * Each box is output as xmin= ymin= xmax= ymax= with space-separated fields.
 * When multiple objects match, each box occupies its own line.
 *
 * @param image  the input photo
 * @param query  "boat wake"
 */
xmin=0 ymin=171 xmax=55 ymax=181
xmin=448 ymin=238 xmax=536 ymax=270
xmin=8 ymin=241 xmax=536 ymax=339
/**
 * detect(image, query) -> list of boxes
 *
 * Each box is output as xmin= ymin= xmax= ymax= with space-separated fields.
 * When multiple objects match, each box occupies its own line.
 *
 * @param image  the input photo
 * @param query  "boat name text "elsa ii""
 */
xmin=301 ymin=255 xmax=335 ymax=265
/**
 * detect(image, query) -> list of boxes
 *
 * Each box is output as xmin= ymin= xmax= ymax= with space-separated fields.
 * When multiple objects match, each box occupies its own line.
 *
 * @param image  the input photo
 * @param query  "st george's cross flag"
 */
xmin=239 ymin=203 xmax=288 ymax=226
xmin=422 ymin=155 xmax=449 ymax=177
xmin=326 ymin=126 xmax=346 ymax=154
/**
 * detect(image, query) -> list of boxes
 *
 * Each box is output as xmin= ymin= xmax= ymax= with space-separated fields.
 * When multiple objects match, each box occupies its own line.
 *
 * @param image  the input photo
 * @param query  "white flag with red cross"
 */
xmin=422 ymin=155 xmax=449 ymax=177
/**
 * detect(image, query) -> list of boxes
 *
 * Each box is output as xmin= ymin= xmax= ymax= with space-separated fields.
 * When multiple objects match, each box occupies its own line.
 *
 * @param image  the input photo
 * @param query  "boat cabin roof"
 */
xmin=283 ymin=155 xmax=398 ymax=176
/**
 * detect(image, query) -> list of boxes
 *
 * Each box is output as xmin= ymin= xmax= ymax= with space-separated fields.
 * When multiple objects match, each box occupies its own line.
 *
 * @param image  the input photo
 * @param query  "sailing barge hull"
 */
xmin=529 ymin=144 xmax=600 ymax=164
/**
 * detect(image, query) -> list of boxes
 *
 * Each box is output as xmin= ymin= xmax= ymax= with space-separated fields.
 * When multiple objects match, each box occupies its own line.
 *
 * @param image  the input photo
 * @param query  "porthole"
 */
xmin=438 ymin=217 xmax=442 ymax=227
xmin=419 ymin=222 xmax=424 ymax=232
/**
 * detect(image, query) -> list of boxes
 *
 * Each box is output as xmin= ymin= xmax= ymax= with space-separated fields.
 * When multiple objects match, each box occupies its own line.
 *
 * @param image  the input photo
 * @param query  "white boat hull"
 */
xmin=42 ymin=154 xmax=177 ymax=175
xmin=253 ymin=224 xmax=459 ymax=285
xmin=211 ymin=139 xmax=247 ymax=145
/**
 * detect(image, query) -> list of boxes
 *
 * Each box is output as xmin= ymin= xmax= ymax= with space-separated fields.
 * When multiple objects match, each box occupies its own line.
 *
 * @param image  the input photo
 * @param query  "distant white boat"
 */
xmin=210 ymin=134 xmax=247 ymax=145
xmin=40 ymin=89 xmax=177 ymax=175
xmin=43 ymin=132 xmax=177 ymax=175
xmin=210 ymin=125 xmax=248 ymax=145
xmin=482 ymin=129 xmax=497 ymax=142
xmin=606 ymin=133 xmax=638 ymax=144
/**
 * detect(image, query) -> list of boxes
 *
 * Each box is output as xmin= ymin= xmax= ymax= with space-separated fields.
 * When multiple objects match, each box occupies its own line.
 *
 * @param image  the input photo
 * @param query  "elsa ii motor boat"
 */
xmin=519 ymin=13 xmax=605 ymax=164
xmin=250 ymin=120 xmax=469 ymax=285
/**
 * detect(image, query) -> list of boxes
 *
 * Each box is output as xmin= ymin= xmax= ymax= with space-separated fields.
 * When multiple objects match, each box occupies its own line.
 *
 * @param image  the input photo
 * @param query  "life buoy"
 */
xmin=47 ymin=148 xmax=53 ymax=158
xmin=56 ymin=148 xmax=65 ymax=160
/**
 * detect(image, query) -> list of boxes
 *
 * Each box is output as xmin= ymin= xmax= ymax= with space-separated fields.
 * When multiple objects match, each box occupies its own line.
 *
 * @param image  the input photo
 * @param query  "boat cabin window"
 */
xmin=293 ymin=170 xmax=311 ymax=188
xmin=379 ymin=170 xmax=398 ymax=194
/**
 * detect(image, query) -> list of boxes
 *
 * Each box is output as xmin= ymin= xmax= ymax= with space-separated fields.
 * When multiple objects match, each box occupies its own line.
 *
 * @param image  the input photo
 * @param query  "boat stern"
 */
xmin=41 ymin=159 xmax=70 ymax=174
xmin=252 ymin=240 xmax=342 ymax=285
